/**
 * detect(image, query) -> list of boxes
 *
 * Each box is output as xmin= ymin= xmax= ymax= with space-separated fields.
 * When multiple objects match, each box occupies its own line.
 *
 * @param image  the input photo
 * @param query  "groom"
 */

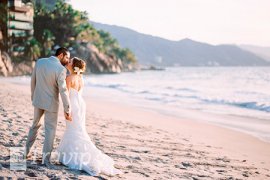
xmin=25 ymin=47 xmax=72 ymax=166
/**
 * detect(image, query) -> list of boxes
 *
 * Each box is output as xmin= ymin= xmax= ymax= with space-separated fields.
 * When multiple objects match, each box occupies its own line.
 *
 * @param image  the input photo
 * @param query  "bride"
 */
xmin=57 ymin=57 xmax=122 ymax=176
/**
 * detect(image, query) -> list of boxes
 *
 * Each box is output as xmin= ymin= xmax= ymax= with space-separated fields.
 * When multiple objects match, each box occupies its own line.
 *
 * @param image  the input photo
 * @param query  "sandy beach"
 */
xmin=0 ymin=80 xmax=270 ymax=179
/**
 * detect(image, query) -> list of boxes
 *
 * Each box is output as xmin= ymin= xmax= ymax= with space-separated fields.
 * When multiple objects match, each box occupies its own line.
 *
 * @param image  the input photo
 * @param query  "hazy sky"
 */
xmin=68 ymin=0 xmax=270 ymax=47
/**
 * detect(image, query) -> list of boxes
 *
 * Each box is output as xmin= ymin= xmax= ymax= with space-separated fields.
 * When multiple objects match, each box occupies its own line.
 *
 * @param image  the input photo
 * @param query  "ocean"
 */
xmin=3 ymin=67 xmax=270 ymax=142
xmin=85 ymin=67 xmax=270 ymax=116
xmin=84 ymin=67 xmax=270 ymax=142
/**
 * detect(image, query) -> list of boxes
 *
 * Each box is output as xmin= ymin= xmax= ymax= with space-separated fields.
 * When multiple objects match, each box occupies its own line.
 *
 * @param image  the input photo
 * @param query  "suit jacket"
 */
xmin=31 ymin=56 xmax=70 ymax=113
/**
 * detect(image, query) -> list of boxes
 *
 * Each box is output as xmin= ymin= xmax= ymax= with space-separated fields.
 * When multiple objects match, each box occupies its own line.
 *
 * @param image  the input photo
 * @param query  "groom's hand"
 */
xmin=64 ymin=112 xmax=72 ymax=121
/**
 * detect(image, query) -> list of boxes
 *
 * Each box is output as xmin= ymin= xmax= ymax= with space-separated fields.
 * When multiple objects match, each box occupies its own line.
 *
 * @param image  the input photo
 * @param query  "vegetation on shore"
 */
xmin=1 ymin=0 xmax=137 ymax=75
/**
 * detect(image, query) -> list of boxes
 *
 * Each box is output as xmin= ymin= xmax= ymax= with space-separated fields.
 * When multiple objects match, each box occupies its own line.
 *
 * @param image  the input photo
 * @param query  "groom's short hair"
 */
xmin=55 ymin=47 xmax=69 ymax=56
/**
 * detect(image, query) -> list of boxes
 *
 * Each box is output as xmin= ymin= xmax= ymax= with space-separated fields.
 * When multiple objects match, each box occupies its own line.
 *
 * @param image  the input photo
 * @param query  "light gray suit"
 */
xmin=25 ymin=56 xmax=70 ymax=163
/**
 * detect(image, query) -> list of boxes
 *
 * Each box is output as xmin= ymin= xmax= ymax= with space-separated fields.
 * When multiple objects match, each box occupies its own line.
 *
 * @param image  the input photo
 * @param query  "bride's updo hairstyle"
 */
xmin=72 ymin=57 xmax=86 ymax=74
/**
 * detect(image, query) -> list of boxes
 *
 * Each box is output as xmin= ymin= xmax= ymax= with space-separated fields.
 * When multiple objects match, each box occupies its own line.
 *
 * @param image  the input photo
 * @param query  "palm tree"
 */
xmin=41 ymin=29 xmax=54 ymax=56
xmin=24 ymin=37 xmax=41 ymax=66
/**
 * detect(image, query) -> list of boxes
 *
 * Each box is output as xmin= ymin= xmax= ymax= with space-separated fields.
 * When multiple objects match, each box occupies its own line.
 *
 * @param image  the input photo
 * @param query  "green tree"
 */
xmin=97 ymin=30 xmax=118 ymax=52
xmin=0 ymin=3 xmax=8 ymax=51
xmin=41 ymin=29 xmax=54 ymax=56
xmin=32 ymin=0 xmax=137 ymax=68
xmin=34 ymin=0 xmax=97 ymax=47
xmin=24 ymin=37 xmax=41 ymax=62
xmin=114 ymin=47 xmax=137 ymax=64
xmin=96 ymin=30 xmax=136 ymax=64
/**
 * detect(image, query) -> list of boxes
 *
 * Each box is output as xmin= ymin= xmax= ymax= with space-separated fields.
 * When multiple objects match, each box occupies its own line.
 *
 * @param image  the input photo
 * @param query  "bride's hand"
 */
xmin=64 ymin=112 xmax=72 ymax=121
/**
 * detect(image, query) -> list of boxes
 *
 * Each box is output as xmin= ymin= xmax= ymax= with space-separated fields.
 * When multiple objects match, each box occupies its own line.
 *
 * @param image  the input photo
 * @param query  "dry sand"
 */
xmin=0 ymin=81 xmax=270 ymax=179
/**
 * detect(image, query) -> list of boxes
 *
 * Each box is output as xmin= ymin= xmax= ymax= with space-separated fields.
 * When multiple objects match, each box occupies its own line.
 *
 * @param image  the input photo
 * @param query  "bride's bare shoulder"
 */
xmin=67 ymin=74 xmax=78 ymax=81
xmin=66 ymin=74 xmax=83 ymax=89
xmin=66 ymin=74 xmax=76 ymax=86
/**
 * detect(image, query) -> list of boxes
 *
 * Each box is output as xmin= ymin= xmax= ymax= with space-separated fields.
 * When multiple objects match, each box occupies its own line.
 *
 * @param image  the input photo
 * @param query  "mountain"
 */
xmin=91 ymin=22 xmax=270 ymax=67
xmin=239 ymin=45 xmax=270 ymax=62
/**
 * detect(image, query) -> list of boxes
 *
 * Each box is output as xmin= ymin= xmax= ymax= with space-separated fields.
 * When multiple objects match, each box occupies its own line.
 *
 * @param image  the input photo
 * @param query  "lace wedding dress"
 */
xmin=57 ymin=88 xmax=122 ymax=176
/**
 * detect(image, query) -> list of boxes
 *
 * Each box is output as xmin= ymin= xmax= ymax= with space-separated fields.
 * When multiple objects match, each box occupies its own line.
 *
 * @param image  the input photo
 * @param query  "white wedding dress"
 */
xmin=57 ymin=87 xmax=122 ymax=176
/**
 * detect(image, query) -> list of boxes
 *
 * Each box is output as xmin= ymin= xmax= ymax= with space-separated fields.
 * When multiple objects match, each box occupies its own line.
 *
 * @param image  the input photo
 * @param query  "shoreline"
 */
xmin=0 ymin=81 xmax=270 ymax=179
xmin=84 ymin=86 xmax=270 ymax=169
xmin=83 ymin=85 xmax=270 ymax=144
xmin=2 ymin=75 xmax=270 ymax=143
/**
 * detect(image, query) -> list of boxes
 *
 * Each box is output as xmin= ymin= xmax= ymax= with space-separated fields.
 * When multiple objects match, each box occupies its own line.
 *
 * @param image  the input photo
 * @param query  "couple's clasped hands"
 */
xmin=64 ymin=111 xmax=72 ymax=121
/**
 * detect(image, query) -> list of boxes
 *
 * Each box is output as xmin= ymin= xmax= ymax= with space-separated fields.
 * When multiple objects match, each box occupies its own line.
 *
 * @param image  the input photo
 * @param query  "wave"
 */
xmin=234 ymin=102 xmax=270 ymax=112
xmin=86 ymin=82 xmax=131 ymax=93
xmin=165 ymin=86 xmax=198 ymax=92
xmin=85 ymin=74 xmax=270 ymax=114
xmin=202 ymin=99 xmax=270 ymax=113
xmin=138 ymin=90 xmax=152 ymax=94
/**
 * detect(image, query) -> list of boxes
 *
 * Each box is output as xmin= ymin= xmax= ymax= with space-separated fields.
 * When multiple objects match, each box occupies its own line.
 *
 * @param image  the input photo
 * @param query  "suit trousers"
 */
xmin=25 ymin=107 xmax=58 ymax=163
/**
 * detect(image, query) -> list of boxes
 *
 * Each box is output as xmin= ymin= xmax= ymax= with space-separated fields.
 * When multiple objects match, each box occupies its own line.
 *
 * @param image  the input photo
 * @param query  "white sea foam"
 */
xmin=84 ymin=67 xmax=270 ymax=115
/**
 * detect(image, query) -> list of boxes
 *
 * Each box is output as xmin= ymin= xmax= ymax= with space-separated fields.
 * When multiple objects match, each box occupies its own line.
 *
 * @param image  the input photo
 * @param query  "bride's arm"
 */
xmin=81 ymin=75 xmax=84 ymax=88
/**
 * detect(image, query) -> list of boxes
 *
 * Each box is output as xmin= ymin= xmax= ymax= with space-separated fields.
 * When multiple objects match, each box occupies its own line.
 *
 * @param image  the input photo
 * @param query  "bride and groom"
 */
xmin=25 ymin=47 xmax=122 ymax=176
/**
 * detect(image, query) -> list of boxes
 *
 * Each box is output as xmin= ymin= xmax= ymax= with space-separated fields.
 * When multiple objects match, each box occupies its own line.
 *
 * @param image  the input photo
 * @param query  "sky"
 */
xmin=68 ymin=0 xmax=270 ymax=47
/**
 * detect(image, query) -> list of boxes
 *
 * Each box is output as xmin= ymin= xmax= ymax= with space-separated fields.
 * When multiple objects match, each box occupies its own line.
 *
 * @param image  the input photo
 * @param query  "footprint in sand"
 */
xmin=17 ymin=115 xmax=22 ymax=118
xmin=12 ymin=132 xmax=19 ymax=136
xmin=24 ymin=169 xmax=38 ymax=177
xmin=216 ymin=157 xmax=230 ymax=163
xmin=216 ymin=169 xmax=226 ymax=173
xmin=175 ymin=164 xmax=187 ymax=169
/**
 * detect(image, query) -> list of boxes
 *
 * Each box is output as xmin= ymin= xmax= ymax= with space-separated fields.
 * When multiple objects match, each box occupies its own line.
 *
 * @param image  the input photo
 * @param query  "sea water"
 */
xmin=84 ymin=67 xmax=270 ymax=142
xmin=3 ymin=67 xmax=270 ymax=141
